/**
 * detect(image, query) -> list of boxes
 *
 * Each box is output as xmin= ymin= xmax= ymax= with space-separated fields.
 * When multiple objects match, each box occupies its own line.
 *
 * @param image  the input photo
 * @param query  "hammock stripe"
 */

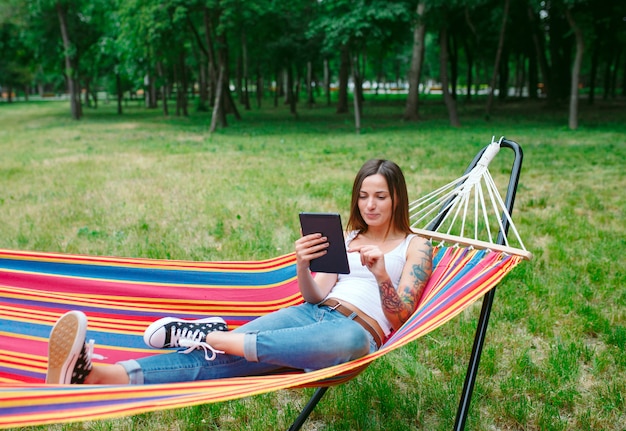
xmin=0 ymin=245 xmax=522 ymax=429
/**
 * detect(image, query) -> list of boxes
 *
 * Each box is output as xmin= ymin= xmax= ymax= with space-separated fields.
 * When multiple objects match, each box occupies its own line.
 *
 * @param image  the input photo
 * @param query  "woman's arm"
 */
xmin=295 ymin=233 xmax=338 ymax=303
xmin=379 ymin=237 xmax=432 ymax=329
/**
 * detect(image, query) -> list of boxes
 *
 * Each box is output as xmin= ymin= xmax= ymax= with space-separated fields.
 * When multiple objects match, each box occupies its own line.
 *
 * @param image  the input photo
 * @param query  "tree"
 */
xmin=485 ymin=0 xmax=510 ymax=119
xmin=310 ymin=0 xmax=410 ymax=133
xmin=0 ymin=20 xmax=35 ymax=101
xmin=403 ymin=1 xmax=426 ymax=121
xmin=3 ymin=0 xmax=625 ymax=128
xmin=565 ymin=4 xmax=585 ymax=130
xmin=439 ymin=20 xmax=460 ymax=127
xmin=56 ymin=1 xmax=82 ymax=119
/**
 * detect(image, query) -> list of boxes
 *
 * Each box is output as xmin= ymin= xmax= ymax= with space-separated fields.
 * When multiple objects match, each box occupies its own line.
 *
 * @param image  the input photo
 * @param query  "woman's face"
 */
xmin=358 ymin=174 xmax=394 ymax=229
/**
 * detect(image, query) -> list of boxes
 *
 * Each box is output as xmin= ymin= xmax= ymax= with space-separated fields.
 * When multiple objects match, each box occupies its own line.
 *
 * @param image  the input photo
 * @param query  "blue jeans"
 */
xmin=119 ymin=302 xmax=376 ymax=384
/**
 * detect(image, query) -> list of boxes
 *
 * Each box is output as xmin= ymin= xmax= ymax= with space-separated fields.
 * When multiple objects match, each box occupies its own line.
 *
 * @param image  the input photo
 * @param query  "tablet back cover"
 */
xmin=299 ymin=213 xmax=350 ymax=274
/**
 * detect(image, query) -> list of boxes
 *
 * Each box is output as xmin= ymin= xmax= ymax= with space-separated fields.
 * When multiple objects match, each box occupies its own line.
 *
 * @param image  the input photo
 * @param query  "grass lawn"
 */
xmin=1 ymin=96 xmax=625 ymax=430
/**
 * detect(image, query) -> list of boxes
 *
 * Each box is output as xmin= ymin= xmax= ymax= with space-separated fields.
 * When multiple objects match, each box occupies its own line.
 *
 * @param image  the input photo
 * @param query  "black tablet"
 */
xmin=299 ymin=212 xmax=350 ymax=274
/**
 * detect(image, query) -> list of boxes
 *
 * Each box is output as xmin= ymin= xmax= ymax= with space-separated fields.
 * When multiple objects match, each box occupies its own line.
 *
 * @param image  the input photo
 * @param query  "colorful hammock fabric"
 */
xmin=0 ymin=243 xmax=523 ymax=429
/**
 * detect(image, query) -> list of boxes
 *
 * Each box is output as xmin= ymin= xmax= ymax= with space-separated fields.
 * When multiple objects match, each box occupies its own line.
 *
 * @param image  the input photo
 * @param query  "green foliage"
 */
xmin=310 ymin=0 xmax=409 ymax=51
xmin=2 ymin=0 xmax=623 ymax=119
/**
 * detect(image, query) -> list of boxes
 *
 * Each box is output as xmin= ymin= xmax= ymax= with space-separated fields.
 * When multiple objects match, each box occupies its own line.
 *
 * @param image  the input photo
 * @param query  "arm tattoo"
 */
xmin=380 ymin=243 xmax=433 ymax=324
xmin=379 ymin=279 xmax=406 ymax=315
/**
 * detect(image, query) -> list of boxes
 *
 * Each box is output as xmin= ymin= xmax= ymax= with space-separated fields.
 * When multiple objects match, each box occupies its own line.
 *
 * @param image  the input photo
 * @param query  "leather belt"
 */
xmin=319 ymin=298 xmax=385 ymax=348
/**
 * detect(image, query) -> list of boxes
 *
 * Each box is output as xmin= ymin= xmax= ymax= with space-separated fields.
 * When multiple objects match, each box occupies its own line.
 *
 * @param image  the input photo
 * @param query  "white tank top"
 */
xmin=325 ymin=231 xmax=416 ymax=337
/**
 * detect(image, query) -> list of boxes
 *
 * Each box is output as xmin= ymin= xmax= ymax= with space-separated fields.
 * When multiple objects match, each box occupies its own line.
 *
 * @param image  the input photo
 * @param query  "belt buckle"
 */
xmin=327 ymin=300 xmax=342 ymax=311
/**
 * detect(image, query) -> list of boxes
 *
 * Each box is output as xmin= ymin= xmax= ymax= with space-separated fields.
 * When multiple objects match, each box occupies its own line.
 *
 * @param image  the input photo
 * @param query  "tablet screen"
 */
xmin=299 ymin=212 xmax=350 ymax=274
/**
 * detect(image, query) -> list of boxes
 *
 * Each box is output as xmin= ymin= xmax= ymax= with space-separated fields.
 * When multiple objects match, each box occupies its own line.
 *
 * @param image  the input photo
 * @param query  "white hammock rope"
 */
xmin=410 ymin=137 xmax=531 ymax=260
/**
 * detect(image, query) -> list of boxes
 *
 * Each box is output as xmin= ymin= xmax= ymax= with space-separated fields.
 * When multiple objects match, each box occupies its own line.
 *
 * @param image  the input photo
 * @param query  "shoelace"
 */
xmin=87 ymin=339 xmax=107 ymax=361
xmin=169 ymin=326 xmax=209 ymax=347
xmin=178 ymin=338 xmax=224 ymax=361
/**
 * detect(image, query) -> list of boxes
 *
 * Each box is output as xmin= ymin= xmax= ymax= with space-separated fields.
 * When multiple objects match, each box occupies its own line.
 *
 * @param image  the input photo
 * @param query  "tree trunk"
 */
xmin=588 ymin=35 xmax=600 ymax=105
xmin=353 ymin=54 xmax=364 ymax=114
xmin=174 ymin=66 xmax=181 ymax=117
xmin=296 ymin=67 xmax=303 ymax=104
xmin=241 ymin=26 xmax=250 ymax=110
xmin=622 ymin=52 xmax=626 ymax=97
xmin=287 ymin=64 xmax=297 ymax=116
xmin=144 ymin=74 xmax=157 ymax=108
xmin=116 ymin=73 xmax=123 ymax=115
xmin=56 ymin=2 xmax=80 ymax=120
xmin=486 ymin=0 xmax=510 ymax=119
xmin=151 ymin=74 xmax=157 ymax=108
xmin=203 ymin=7 xmax=217 ymax=108
xmin=75 ymin=77 xmax=83 ymax=117
xmin=351 ymin=54 xmax=362 ymax=134
xmin=528 ymin=46 xmax=539 ymax=99
xmin=307 ymin=61 xmax=314 ymax=108
xmin=216 ymin=32 xmax=241 ymax=120
xmin=157 ymin=61 xmax=169 ymax=116
xmin=199 ymin=59 xmax=208 ymax=109
xmin=403 ymin=0 xmax=426 ymax=121
xmin=566 ymin=8 xmax=584 ymax=130
xmin=236 ymin=51 xmax=242 ymax=104
xmin=179 ymin=52 xmax=189 ymax=116
xmin=224 ymin=81 xmax=241 ymax=119
xmin=527 ymin=6 xmax=551 ymax=98
xmin=514 ymin=56 xmax=521 ymax=98
xmin=464 ymin=6 xmax=478 ymax=101
xmin=84 ymin=79 xmax=92 ymax=108
xmin=610 ymin=48 xmax=622 ymax=98
xmin=210 ymin=65 xmax=226 ymax=133
xmin=449 ymin=32 xmax=458 ymax=99
xmin=324 ymin=59 xmax=331 ymax=106
xmin=498 ymin=48 xmax=509 ymax=100
xmin=190 ymin=38 xmax=208 ymax=109
xmin=256 ymin=65 xmax=263 ymax=108
xmin=440 ymin=25 xmax=461 ymax=127
xmin=464 ymin=38 xmax=473 ymax=101
xmin=273 ymin=70 xmax=280 ymax=107
xmin=336 ymin=45 xmax=350 ymax=113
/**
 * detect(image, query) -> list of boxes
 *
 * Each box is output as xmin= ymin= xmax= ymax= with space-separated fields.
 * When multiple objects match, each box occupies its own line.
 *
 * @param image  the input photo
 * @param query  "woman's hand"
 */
xmin=295 ymin=233 xmax=328 ymax=271
xmin=347 ymin=244 xmax=388 ymax=281
xmin=294 ymin=233 xmax=337 ymax=303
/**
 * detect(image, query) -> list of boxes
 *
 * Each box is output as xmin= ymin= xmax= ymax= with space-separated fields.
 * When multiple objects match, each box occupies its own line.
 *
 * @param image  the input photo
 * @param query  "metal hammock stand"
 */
xmin=290 ymin=137 xmax=526 ymax=431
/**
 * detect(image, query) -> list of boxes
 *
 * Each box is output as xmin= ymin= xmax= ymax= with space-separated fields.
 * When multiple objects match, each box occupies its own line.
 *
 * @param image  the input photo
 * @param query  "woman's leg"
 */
xmin=48 ymin=304 xmax=374 ymax=385
xmin=120 ymin=305 xmax=318 ymax=384
xmin=120 ymin=303 xmax=374 ymax=384
xmin=246 ymin=303 xmax=373 ymax=370
xmin=85 ymin=364 xmax=130 ymax=384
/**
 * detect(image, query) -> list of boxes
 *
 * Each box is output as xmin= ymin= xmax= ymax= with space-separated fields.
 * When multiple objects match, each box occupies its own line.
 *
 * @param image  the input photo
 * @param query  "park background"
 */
xmin=1 ymin=0 xmax=625 ymax=430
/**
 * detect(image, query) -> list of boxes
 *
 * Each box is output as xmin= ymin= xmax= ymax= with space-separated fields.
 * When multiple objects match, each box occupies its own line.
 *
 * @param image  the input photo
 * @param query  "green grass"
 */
xmin=1 ymin=96 xmax=625 ymax=430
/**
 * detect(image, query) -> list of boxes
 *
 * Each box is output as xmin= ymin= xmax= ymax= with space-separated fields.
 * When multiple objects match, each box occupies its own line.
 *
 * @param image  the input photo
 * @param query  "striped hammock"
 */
xmin=0 ymin=137 xmax=530 ymax=429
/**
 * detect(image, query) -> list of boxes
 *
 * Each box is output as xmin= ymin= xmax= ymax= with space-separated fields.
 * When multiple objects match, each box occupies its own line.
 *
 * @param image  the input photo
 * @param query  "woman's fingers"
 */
xmin=295 ymin=234 xmax=329 ymax=263
xmin=349 ymin=245 xmax=385 ymax=273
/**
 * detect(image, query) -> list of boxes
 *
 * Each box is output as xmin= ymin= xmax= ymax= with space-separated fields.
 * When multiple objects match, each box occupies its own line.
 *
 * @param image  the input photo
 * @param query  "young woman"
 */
xmin=46 ymin=159 xmax=433 ymax=385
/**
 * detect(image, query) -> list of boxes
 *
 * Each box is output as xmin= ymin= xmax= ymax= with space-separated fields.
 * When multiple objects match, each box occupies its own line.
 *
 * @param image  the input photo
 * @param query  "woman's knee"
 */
xmin=334 ymin=322 xmax=370 ymax=359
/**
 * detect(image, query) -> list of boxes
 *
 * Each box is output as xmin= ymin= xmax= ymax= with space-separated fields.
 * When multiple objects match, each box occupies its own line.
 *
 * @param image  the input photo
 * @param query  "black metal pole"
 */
xmin=453 ymin=139 xmax=523 ymax=430
xmin=288 ymin=387 xmax=329 ymax=431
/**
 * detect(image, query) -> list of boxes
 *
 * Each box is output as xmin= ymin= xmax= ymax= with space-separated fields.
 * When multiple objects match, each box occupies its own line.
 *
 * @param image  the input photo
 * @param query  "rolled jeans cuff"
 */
xmin=243 ymin=331 xmax=259 ymax=362
xmin=118 ymin=359 xmax=144 ymax=385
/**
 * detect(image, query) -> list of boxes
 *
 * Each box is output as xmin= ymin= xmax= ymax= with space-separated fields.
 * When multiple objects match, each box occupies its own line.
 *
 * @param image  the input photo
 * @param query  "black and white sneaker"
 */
xmin=143 ymin=317 xmax=228 ymax=349
xmin=46 ymin=310 xmax=98 ymax=384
